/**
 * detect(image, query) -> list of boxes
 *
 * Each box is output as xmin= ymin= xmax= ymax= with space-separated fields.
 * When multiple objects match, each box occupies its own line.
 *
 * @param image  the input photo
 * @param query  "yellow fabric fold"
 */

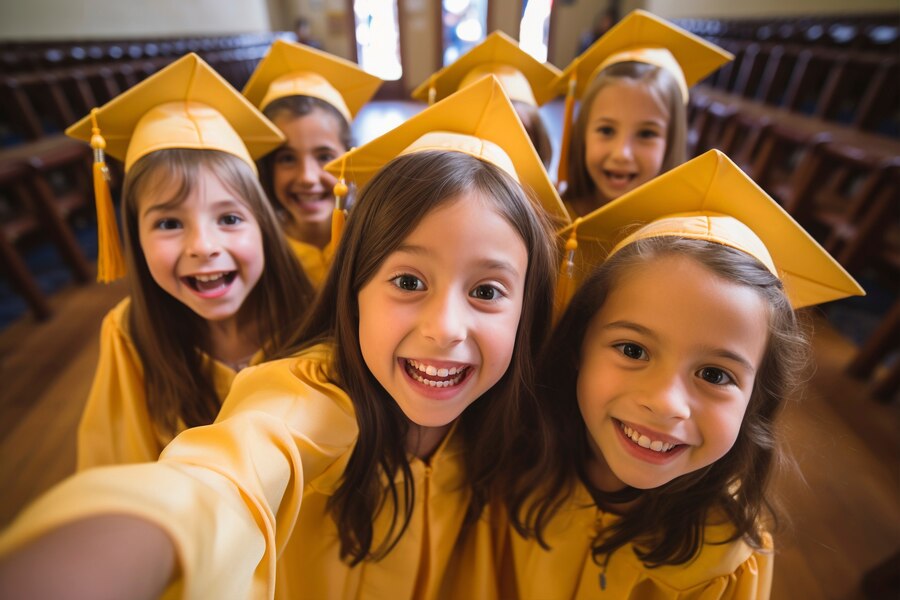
xmin=77 ymin=298 xmax=264 ymax=470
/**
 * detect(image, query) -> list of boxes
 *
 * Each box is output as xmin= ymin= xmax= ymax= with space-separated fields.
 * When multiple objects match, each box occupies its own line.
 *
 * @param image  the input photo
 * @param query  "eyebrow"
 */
xmin=141 ymin=197 xmax=243 ymax=218
xmin=394 ymin=243 xmax=522 ymax=277
xmin=603 ymin=320 xmax=756 ymax=372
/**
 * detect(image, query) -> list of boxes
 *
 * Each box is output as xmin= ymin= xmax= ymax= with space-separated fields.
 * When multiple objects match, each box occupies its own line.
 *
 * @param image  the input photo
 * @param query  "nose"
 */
xmin=297 ymin=156 xmax=321 ymax=187
xmin=639 ymin=371 xmax=691 ymax=421
xmin=185 ymin=224 xmax=220 ymax=259
xmin=610 ymin=134 xmax=634 ymax=161
xmin=419 ymin=291 xmax=468 ymax=349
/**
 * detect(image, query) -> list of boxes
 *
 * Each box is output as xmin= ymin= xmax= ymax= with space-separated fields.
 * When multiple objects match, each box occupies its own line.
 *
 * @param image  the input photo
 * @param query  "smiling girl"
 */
xmin=244 ymin=39 xmax=382 ymax=285
xmin=72 ymin=54 xmax=315 ymax=470
xmin=507 ymin=150 xmax=864 ymax=598
xmin=0 ymin=76 xmax=567 ymax=600
xmin=554 ymin=10 xmax=732 ymax=217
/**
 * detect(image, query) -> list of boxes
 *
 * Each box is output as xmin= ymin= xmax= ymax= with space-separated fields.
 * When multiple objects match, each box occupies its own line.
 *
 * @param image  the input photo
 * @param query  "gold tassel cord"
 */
xmin=90 ymin=109 xmax=126 ymax=282
xmin=330 ymin=152 xmax=350 ymax=249
xmin=553 ymin=218 xmax=581 ymax=322
xmin=556 ymin=72 xmax=578 ymax=193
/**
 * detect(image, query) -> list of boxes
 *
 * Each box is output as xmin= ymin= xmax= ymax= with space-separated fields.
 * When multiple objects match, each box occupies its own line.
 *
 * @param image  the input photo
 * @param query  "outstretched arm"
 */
xmin=0 ymin=514 xmax=176 ymax=600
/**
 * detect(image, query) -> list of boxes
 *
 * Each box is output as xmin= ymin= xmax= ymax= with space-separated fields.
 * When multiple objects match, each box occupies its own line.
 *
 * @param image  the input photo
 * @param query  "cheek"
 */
xmin=140 ymin=237 xmax=175 ymax=285
xmin=643 ymin=142 xmax=667 ymax=173
xmin=701 ymin=397 xmax=751 ymax=457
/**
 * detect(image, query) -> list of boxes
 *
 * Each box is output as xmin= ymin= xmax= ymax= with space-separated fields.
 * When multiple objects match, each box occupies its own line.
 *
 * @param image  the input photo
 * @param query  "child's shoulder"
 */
xmin=217 ymin=341 xmax=356 ymax=443
xmin=618 ymin=519 xmax=772 ymax=593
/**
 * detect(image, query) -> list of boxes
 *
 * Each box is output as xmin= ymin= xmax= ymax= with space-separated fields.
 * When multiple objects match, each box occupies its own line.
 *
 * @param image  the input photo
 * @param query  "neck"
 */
xmin=405 ymin=422 xmax=452 ymax=461
xmin=206 ymin=315 xmax=259 ymax=370
xmin=286 ymin=219 xmax=330 ymax=250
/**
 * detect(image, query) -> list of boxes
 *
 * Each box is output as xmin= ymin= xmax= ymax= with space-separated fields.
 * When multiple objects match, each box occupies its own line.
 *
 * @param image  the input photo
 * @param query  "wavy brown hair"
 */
xmin=563 ymin=61 xmax=687 ymax=209
xmin=275 ymin=150 xmax=557 ymax=565
xmin=121 ymin=149 xmax=315 ymax=437
xmin=520 ymin=237 xmax=809 ymax=566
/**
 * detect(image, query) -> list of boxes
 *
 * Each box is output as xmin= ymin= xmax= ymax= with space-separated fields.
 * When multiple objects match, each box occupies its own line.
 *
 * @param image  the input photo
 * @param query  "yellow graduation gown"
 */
xmin=507 ymin=483 xmax=773 ymax=599
xmin=1 ymin=343 xmax=496 ymax=600
xmin=76 ymin=297 xmax=264 ymax=470
xmin=287 ymin=236 xmax=334 ymax=287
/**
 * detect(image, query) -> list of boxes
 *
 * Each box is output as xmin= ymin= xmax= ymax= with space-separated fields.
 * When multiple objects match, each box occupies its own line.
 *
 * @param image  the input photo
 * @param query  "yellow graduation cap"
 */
xmin=554 ymin=9 xmax=732 ymax=187
xmin=324 ymin=74 xmax=569 ymax=247
xmin=242 ymin=39 xmax=383 ymax=121
xmin=410 ymin=30 xmax=561 ymax=107
xmin=66 ymin=52 xmax=285 ymax=282
xmin=555 ymin=150 xmax=864 ymax=312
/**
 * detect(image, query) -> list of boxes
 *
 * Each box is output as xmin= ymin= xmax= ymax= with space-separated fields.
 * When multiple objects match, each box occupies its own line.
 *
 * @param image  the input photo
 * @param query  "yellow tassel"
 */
xmin=330 ymin=152 xmax=350 ymax=249
xmin=553 ymin=218 xmax=581 ymax=322
xmin=556 ymin=72 xmax=578 ymax=193
xmin=90 ymin=109 xmax=126 ymax=283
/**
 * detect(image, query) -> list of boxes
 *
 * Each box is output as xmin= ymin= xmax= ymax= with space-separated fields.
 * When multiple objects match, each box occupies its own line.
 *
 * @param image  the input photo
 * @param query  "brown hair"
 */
xmin=121 ymin=149 xmax=315 ymax=436
xmin=563 ymin=61 xmax=687 ymax=208
xmin=523 ymin=237 xmax=809 ymax=566
xmin=257 ymin=95 xmax=353 ymax=216
xmin=276 ymin=150 xmax=557 ymax=565
xmin=512 ymin=99 xmax=553 ymax=169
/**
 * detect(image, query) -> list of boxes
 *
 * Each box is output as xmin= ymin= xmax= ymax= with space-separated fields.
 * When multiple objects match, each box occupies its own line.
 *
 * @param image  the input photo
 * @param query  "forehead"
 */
xmin=594 ymin=254 xmax=769 ymax=357
xmin=136 ymin=163 xmax=238 ymax=211
xmin=396 ymin=192 xmax=527 ymax=265
xmin=589 ymin=79 xmax=669 ymax=122
xmin=274 ymin=110 xmax=345 ymax=150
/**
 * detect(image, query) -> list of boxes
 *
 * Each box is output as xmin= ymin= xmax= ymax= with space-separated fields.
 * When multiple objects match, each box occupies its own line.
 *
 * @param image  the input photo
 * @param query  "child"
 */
xmin=0 ymin=76 xmax=567 ymax=600
xmin=554 ymin=10 xmax=732 ymax=217
xmin=243 ymin=39 xmax=382 ymax=285
xmin=67 ymin=54 xmax=316 ymax=470
xmin=411 ymin=30 xmax=561 ymax=170
xmin=506 ymin=150 xmax=864 ymax=598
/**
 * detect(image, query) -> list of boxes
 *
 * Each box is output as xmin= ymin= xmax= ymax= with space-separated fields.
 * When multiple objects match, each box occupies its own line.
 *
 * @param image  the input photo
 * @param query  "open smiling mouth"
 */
xmin=183 ymin=271 xmax=237 ymax=293
xmin=603 ymin=170 xmax=637 ymax=186
xmin=403 ymin=359 xmax=471 ymax=388
xmin=618 ymin=420 xmax=681 ymax=453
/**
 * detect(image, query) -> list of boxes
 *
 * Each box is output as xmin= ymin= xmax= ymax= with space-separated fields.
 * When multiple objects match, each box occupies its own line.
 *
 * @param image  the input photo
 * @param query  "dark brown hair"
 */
xmin=563 ymin=61 xmax=687 ymax=208
xmin=275 ymin=150 xmax=557 ymax=565
xmin=121 ymin=149 xmax=315 ymax=436
xmin=512 ymin=99 xmax=553 ymax=169
xmin=523 ymin=236 xmax=809 ymax=566
xmin=257 ymin=95 xmax=353 ymax=216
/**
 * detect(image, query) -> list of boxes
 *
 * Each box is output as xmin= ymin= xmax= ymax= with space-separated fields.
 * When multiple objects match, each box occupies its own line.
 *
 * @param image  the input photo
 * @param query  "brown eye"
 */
xmin=697 ymin=367 xmax=732 ymax=385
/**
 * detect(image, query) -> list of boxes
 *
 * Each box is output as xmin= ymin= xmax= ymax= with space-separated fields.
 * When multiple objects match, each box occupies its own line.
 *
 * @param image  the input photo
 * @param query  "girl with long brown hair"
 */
xmin=0 ymin=77 xmax=567 ymax=600
xmin=554 ymin=10 xmax=732 ymax=217
xmin=73 ymin=54 xmax=315 ymax=470
xmin=505 ymin=151 xmax=864 ymax=598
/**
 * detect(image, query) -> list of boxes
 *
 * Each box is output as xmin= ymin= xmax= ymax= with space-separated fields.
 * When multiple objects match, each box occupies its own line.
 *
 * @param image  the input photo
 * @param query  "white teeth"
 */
xmin=621 ymin=423 xmax=676 ymax=453
xmin=406 ymin=360 xmax=467 ymax=388
xmin=409 ymin=360 xmax=461 ymax=376
xmin=194 ymin=273 xmax=225 ymax=282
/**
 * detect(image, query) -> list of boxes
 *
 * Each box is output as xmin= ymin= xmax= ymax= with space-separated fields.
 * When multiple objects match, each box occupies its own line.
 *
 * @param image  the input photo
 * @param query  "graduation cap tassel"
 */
xmin=553 ymin=218 xmax=581 ymax=322
xmin=90 ymin=109 xmax=126 ymax=283
xmin=556 ymin=71 xmax=578 ymax=193
xmin=331 ymin=151 xmax=350 ymax=249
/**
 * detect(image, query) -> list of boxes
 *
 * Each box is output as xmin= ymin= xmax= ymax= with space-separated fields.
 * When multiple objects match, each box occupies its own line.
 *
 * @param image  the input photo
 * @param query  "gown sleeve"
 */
xmin=0 ymin=345 xmax=358 ymax=600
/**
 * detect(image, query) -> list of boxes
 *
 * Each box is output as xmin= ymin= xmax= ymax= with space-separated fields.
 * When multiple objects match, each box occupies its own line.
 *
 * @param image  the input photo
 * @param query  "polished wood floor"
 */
xmin=0 ymin=277 xmax=897 ymax=598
